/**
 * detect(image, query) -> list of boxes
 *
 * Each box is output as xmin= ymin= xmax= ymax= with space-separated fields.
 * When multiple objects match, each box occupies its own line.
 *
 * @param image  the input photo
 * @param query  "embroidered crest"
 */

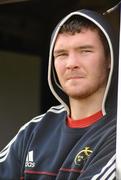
xmin=74 ymin=146 xmax=93 ymax=166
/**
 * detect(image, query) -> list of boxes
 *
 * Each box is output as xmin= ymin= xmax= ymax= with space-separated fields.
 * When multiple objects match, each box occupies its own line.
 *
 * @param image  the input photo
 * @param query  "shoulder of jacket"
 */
xmin=47 ymin=104 xmax=67 ymax=114
xmin=17 ymin=105 xmax=66 ymax=134
xmin=0 ymin=104 xmax=67 ymax=163
xmin=16 ymin=104 xmax=65 ymax=130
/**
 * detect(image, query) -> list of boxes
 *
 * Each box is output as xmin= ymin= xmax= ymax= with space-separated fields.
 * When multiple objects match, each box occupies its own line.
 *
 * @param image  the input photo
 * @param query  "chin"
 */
xmin=67 ymin=92 xmax=88 ymax=99
xmin=66 ymin=88 xmax=94 ymax=99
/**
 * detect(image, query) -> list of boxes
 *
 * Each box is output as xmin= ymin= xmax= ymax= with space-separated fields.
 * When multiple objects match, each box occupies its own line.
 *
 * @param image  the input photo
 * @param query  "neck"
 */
xmin=69 ymin=89 xmax=105 ymax=120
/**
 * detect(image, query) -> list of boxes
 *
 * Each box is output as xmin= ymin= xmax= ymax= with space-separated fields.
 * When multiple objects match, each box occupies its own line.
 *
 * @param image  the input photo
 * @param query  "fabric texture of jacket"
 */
xmin=0 ymin=9 xmax=118 ymax=180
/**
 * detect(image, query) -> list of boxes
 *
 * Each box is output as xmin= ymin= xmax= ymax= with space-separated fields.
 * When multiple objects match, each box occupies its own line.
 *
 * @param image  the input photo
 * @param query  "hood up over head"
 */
xmin=48 ymin=9 xmax=118 ymax=116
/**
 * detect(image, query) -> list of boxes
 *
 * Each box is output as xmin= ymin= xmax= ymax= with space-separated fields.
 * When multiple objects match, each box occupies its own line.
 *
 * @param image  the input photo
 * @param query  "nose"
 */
xmin=66 ymin=53 xmax=79 ymax=70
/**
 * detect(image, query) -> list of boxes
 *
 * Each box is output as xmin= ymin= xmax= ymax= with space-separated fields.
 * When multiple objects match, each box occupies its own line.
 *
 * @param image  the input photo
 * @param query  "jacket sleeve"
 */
xmin=0 ymin=135 xmax=23 ymax=179
xmin=0 ymin=115 xmax=44 ymax=180
xmin=0 ymin=121 xmax=32 ymax=180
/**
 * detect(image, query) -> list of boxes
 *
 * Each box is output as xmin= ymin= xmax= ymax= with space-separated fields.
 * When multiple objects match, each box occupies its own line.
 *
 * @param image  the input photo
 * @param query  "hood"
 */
xmin=48 ymin=9 xmax=118 ymax=115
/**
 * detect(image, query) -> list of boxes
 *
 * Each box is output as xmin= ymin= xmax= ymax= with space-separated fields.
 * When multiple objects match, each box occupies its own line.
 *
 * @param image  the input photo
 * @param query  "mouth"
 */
xmin=66 ymin=76 xmax=84 ymax=80
xmin=67 ymin=77 xmax=84 ymax=83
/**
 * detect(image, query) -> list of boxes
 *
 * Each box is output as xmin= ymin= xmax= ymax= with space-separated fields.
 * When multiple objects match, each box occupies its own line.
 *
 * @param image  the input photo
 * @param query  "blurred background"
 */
xmin=0 ymin=0 xmax=119 ymax=149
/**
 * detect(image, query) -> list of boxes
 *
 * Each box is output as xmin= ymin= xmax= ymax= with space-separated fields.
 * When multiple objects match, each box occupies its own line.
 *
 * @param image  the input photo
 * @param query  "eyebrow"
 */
xmin=78 ymin=45 xmax=94 ymax=49
xmin=54 ymin=45 xmax=94 ymax=55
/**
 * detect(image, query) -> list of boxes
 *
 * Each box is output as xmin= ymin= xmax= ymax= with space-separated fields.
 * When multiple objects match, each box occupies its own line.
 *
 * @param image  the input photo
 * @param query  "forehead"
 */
xmin=54 ymin=28 xmax=102 ymax=50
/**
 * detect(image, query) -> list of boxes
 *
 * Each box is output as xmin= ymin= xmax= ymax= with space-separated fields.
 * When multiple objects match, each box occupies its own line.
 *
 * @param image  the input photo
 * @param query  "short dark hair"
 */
xmin=59 ymin=16 xmax=110 ymax=58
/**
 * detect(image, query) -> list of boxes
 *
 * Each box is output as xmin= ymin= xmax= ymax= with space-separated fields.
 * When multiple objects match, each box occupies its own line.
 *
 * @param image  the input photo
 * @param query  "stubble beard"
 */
xmin=62 ymin=81 xmax=106 ymax=101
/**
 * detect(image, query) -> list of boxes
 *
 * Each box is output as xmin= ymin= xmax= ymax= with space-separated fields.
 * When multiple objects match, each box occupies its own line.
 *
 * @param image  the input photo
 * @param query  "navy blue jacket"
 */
xmin=0 ymin=105 xmax=116 ymax=179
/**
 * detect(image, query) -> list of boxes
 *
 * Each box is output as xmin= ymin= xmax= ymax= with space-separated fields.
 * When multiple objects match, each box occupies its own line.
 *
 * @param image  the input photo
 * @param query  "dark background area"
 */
xmin=0 ymin=0 xmax=119 ymax=149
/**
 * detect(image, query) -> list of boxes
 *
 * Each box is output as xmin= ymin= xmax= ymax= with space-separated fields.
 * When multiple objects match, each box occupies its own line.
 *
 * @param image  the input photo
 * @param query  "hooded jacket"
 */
xmin=0 ymin=9 xmax=118 ymax=180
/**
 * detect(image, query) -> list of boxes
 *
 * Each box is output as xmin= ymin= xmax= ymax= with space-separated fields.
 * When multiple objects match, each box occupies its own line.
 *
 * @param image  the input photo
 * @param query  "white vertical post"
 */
xmin=116 ymin=4 xmax=121 ymax=179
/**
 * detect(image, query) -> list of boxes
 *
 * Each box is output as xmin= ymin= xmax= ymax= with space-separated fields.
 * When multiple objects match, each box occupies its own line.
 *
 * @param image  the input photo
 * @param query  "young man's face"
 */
xmin=53 ymin=28 xmax=110 ymax=100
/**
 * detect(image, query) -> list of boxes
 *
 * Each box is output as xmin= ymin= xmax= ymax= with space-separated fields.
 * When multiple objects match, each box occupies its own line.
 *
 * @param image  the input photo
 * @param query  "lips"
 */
xmin=66 ymin=73 xmax=85 ymax=80
xmin=67 ymin=76 xmax=83 ymax=80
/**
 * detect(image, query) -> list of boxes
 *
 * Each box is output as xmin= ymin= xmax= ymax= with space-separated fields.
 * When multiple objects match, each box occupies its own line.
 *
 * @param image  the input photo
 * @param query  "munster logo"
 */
xmin=74 ymin=147 xmax=93 ymax=166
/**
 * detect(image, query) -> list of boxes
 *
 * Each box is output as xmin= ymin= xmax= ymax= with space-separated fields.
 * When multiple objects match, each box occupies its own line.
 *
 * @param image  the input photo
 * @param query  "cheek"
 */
xmin=54 ymin=61 xmax=65 ymax=77
xmin=92 ymin=62 xmax=108 ymax=81
xmin=86 ymin=58 xmax=108 ymax=81
xmin=90 ymin=54 xmax=107 ymax=71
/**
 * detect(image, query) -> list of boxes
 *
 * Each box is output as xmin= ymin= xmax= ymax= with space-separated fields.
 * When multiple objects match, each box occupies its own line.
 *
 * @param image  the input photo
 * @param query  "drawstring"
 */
xmin=103 ymin=1 xmax=121 ymax=15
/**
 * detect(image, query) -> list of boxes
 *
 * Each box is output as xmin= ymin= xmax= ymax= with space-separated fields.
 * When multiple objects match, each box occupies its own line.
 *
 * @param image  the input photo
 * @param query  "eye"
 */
xmin=54 ymin=52 xmax=68 ymax=60
xmin=81 ymin=49 xmax=93 ymax=53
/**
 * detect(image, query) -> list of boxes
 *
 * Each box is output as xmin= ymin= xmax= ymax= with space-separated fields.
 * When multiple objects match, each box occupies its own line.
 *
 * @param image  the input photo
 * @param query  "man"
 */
xmin=0 ymin=9 xmax=118 ymax=179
